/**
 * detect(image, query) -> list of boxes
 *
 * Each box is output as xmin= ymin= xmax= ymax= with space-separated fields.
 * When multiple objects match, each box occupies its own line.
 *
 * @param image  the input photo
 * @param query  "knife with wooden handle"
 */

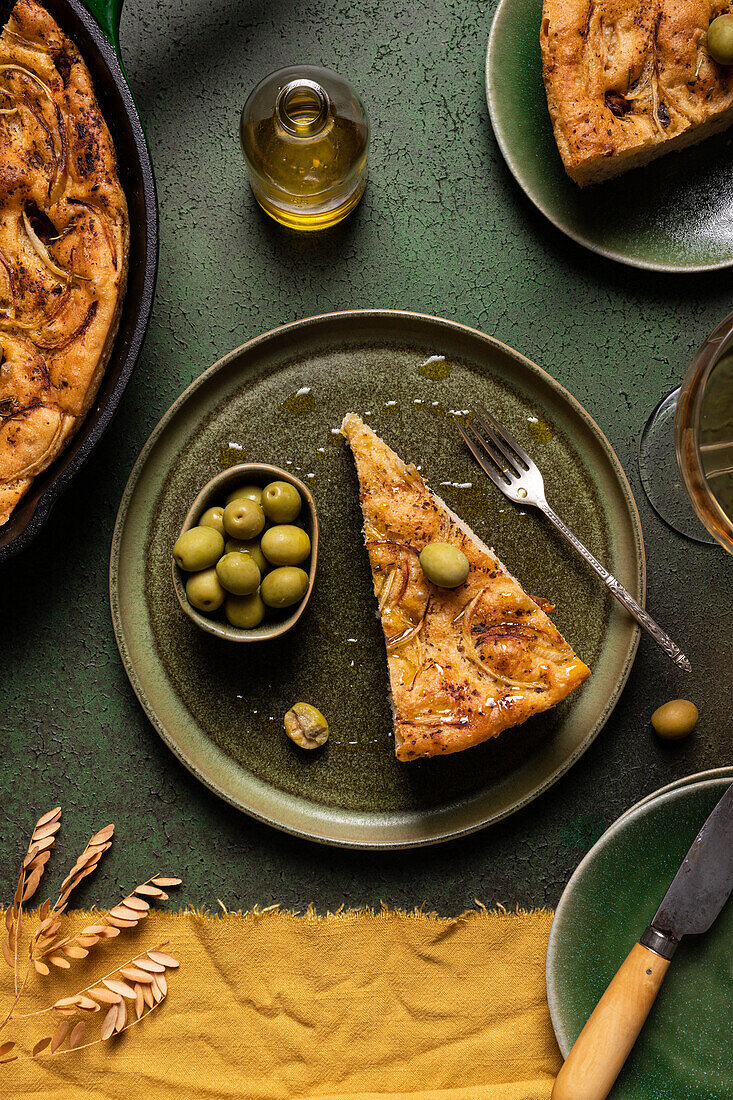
xmin=552 ymin=781 xmax=733 ymax=1100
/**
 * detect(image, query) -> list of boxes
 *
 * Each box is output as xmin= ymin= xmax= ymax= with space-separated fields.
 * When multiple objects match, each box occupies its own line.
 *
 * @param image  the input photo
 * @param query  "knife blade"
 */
xmin=552 ymin=781 xmax=733 ymax=1100
xmin=644 ymin=781 xmax=733 ymax=950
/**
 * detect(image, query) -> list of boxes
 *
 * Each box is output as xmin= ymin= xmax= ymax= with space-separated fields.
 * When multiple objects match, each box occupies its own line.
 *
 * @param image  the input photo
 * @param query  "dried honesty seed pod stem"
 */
xmin=1 ymin=810 xmax=181 ymax=1066
xmin=14 ymin=942 xmax=172 ymax=1019
xmin=19 ymin=994 xmax=169 ymax=1064
xmin=45 ymin=823 xmax=114 ymax=921
xmin=34 ymin=872 xmax=181 ymax=967
xmin=2 ymin=807 xmax=61 ymax=1001
xmin=10 ymin=946 xmax=178 ymax=1063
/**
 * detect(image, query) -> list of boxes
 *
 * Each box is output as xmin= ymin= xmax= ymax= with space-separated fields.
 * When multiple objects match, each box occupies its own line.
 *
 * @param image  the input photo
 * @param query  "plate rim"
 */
xmin=547 ymin=769 xmax=733 ymax=1057
xmin=484 ymin=0 xmax=733 ymax=275
xmin=110 ymin=308 xmax=644 ymax=849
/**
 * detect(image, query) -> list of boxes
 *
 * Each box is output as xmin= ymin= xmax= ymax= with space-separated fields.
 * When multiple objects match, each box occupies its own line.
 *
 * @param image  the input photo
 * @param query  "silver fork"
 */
xmin=456 ymin=403 xmax=691 ymax=672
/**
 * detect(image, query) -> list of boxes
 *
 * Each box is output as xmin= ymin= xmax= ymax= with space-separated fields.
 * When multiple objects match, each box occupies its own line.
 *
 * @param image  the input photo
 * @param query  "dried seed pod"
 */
xmin=121 ymin=896 xmax=149 ymax=912
xmin=133 ymin=956 xmax=165 ymax=973
xmin=75 ymin=935 xmax=100 ymax=948
xmin=102 ymin=978 xmax=136 ymax=999
xmin=89 ymin=825 xmax=114 ymax=846
xmin=87 ymin=987 xmax=122 ymax=1005
xmin=68 ymin=1022 xmax=86 ymax=1050
xmin=119 ymin=967 xmax=154 ymax=984
xmin=100 ymin=1006 xmax=117 ymax=1041
xmin=50 ymin=1020 xmax=70 ymax=1052
xmin=62 ymin=945 xmax=89 ymax=960
xmin=109 ymin=905 xmax=143 ymax=922
xmin=148 ymin=950 xmax=179 ymax=968
xmin=35 ymin=807 xmax=62 ymax=830
xmin=134 ymin=885 xmax=168 ymax=899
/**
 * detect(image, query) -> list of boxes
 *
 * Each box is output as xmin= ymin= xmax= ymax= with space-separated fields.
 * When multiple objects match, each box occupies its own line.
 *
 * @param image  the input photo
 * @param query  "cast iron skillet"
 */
xmin=0 ymin=0 xmax=157 ymax=561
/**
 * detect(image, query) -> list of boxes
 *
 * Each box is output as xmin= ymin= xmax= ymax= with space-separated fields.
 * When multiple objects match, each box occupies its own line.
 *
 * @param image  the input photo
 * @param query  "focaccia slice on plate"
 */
xmin=540 ymin=1 xmax=733 ymax=186
xmin=342 ymin=413 xmax=591 ymax=762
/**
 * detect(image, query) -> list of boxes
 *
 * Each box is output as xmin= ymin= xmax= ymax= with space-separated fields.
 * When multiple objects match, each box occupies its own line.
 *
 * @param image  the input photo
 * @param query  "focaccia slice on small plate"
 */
xmin=540 ymin=0 xmax=733 ymax=186
xmin=342 ymin=413 xmax=591 ymax=761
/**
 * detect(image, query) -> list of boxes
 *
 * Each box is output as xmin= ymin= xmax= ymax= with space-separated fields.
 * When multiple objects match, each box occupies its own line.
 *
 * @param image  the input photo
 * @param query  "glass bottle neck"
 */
xmin=275 ymin=79 xmax=331 ymax=136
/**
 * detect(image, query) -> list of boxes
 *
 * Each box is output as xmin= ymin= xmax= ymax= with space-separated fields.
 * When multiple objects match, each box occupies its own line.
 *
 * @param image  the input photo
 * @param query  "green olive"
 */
xmin=260 ymin=566 xmax=309 ymax=608
xmin=651 ymin=699 xmax=698 ymax=740
xmin=215 ymin=552 xmax=260 ymax=595
xmin=283 ymin=702 xmax=329 ymax=749
xmin=419 ymin=541 xmax=469 ymax=588
xmin=225 ymin=590 xmax=266 ymax=628
xmin=199 ymin=506 xmax=225 ymax=536
xmin=225 ymin=538 xmax=268 ymax=573
xmin=262 ymin=480 xmax=302 ymax=523
xmin=223 ymin=498 xmax=265 ymax=540
xmin=261 ymin=524 xmax=311 ymax=566
xmin=185 ymin=568 xmax=225 ymax=613
xmin=707 ymin=14 xmax=733 ymax=65
xmin=173 ymin=526 xmax=225 ymax=572
xmin=225 ymin=483 xmax=263 ymax=506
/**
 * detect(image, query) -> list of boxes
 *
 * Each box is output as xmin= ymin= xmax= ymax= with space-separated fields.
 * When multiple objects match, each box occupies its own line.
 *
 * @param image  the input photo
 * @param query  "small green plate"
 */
xmin=547 ymin=775 xmax=733 ymax=1099
xmin=110 ymin=310 xmax=643 ymax=848
xmin=486 ymin=0 xmax=733 ymax=273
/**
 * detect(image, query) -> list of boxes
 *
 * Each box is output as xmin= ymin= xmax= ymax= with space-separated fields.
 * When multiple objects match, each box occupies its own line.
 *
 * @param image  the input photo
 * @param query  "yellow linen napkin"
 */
xmin=2 ymin=907 xmax=561 ymax=1099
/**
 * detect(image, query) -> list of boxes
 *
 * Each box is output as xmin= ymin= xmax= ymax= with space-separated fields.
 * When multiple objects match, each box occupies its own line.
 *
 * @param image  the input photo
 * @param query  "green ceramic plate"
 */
xmin=616 ymin=765 xmax=733 ymax=825
xmin=547 ymin=775 xmax=733 ymax=1098
xmin=486 ymin=0 xmax=733 ymax=272
xmin=110 ymin=310 xmax=643 ymax=848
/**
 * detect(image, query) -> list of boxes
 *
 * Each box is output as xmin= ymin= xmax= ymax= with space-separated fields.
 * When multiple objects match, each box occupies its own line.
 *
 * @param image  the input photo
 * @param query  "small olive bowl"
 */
xmin=171 ymin=463 xmax=318 ymax=642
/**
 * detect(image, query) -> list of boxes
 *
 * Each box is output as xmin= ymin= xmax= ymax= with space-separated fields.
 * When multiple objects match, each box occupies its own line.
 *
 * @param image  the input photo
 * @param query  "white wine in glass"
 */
xmin=639 ymin=310 xmax=733 ymax=553
xmin=677 ymin=338 xmax=733 ymax=555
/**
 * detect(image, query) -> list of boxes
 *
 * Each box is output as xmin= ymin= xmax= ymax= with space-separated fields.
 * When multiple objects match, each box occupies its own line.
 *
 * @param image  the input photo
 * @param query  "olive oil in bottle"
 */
xmin=240 ymin=66 xmax=369 ymax=231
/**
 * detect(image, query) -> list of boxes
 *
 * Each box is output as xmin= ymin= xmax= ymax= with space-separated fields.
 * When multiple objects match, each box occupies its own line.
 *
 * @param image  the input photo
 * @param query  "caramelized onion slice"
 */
xmin=366 ymin=539 xmax=430 ymax=648
xmin=21 ymin=208 xmax=68 ymax=281
xmin=462 ymin=588 xmax=557 ymax=691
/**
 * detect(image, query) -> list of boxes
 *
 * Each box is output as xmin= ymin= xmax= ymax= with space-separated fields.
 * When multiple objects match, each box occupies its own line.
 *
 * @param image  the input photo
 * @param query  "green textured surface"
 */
xmin=547 ymin=778 xmax=733 ymax=1099
xmin=0 ymin=0 xmax=731 ymax=910
xmin=488 ymin=0 xmax=733 ymax=272
xmin=110 ymin=312 xmax=640 ymax=847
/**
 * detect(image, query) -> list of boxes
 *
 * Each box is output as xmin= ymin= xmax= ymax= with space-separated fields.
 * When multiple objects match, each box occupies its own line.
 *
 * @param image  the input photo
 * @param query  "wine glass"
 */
xmin=639 ymin=309 xmax=733 ymax=553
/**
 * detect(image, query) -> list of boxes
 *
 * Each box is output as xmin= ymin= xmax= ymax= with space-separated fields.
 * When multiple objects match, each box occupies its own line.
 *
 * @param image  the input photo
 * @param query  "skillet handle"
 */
xmin=79 ymin=0 xmax=124 ymax=54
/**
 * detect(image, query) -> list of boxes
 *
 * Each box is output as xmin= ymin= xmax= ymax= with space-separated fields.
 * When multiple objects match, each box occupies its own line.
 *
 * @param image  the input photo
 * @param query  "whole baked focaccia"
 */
xmin=541 ymin=1 xmax=733 ymax=186
xmin=0 ymin=0 xmax=129 ymax=526
xmin=342 ymin=413 xmax=591 ymax=762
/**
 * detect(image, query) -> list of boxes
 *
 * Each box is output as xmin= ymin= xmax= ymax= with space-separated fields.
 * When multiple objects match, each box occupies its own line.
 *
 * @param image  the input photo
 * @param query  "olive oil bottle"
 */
xmin=240 ymin=66 xmax=369 ymax=231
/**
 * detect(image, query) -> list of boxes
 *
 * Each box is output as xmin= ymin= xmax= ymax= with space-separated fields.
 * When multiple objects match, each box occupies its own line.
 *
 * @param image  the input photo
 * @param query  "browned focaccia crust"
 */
xmin=342 ymin=414 xmax=591 ymax=762
xmin=540 ymin=1 xmax=733 ymax=185
xmin=0 ymin=0 xmax=129 ymax=525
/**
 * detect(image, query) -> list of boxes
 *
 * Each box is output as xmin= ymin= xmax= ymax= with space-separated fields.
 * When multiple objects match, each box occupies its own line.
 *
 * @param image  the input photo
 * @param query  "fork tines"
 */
xmin=455 ymin=404 xmax=530 ymax=490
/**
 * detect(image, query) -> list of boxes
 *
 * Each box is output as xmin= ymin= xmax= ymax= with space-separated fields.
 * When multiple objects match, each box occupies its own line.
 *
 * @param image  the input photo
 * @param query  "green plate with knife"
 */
xmin=547 ymin=775 xmax=733 ymax=1099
